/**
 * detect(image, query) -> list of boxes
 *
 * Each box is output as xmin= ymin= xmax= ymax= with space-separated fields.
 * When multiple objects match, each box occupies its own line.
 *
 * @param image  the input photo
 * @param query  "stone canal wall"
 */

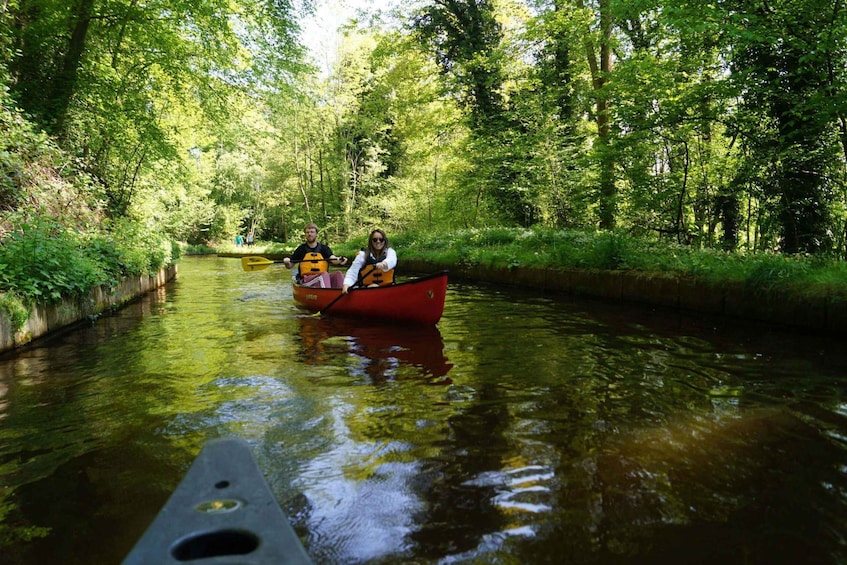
xmin=0 ymin=265 xmax=178 ymax=354
xmin=400 ymin=259 xmax=847 ymax=334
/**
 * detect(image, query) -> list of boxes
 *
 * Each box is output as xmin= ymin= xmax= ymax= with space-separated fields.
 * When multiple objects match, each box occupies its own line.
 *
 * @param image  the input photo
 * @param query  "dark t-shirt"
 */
xmin=290 ymin=242 xmax=334 ymax=262
xmin=290 ymin=242 xmax=335 ymax=282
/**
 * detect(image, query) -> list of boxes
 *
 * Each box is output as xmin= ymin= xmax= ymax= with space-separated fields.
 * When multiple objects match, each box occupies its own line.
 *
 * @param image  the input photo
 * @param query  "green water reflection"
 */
xmin=1 ymin=256 xmax=846 ymax=564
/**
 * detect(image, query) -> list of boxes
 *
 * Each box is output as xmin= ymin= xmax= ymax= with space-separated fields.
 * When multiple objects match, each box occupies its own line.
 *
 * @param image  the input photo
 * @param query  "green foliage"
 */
xmin=3 ymin=0 xmax=847 ymax=319
xmin=0 ymin=292 xmax=28 ymax=330
xmin=183 ymin=243 xmax=217 ymax=256
xmin=84 ymin=219 xmax=174 ymax=281
xmin=0 ymin=92 xmax=28 ymax=211
xmin=744 ymin=254 xmax=812 ymax=295
xmin=584 ymin=231 xmax=630 ymax=270
xmin=2 ymin=0 xmax=306 ymax=244
xmin=170 ymin=240 xmax=182 ymax=262
xmin=0 ymin=215 xmax=174 ymax=313
xmin=0 ymin=89 xmax=181 ymax=329
xmin=413 ymin=0 xmax=505 ymax=125
xmin=0 ymin=216 xmax=105 ymax=303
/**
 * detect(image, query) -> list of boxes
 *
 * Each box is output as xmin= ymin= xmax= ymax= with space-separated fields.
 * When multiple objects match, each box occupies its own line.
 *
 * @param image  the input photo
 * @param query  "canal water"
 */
xmin=1 ymin=255 xmax=846 ymax=564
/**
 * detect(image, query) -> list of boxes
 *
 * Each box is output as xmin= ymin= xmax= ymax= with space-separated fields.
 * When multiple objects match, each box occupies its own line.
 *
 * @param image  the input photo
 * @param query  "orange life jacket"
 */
xmin=359 ymin=264 xmax=395 ymax=287
xmin=298 ymin=251 xmax=329 ymax=276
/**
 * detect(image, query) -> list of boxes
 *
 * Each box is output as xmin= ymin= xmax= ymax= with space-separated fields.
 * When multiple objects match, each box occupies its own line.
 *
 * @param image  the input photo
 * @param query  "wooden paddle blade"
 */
xmin=241 ymin=256 xmax=274 ymax=271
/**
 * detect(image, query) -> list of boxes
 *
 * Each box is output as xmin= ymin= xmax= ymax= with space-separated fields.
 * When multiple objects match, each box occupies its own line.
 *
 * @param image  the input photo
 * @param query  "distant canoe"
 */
xmin=292 ymin=271 xmax=448 ymax=325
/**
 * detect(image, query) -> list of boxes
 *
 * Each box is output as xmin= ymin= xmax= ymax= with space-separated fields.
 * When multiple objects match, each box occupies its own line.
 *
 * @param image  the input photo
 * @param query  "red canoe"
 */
xmin=292 ymin=271 xmax=448 ymax=325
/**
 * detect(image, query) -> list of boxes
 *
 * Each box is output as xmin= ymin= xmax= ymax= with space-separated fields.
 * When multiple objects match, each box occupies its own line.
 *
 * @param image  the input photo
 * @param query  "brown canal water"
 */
xmin=1 ymin=255 xmax=846 ymax=564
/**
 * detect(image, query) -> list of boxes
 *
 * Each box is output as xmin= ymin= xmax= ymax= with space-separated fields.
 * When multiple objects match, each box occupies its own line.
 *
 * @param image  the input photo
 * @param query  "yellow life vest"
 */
xmin=298 ymin=251 xmax=328 ymax=276
xmin=360 ymin=265 xmax=395 ymax=287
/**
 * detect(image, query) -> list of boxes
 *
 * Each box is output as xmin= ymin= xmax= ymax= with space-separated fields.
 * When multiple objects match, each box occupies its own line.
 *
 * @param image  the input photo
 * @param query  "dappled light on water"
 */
xmin=0 ymin=256 xmax=846 ymax=564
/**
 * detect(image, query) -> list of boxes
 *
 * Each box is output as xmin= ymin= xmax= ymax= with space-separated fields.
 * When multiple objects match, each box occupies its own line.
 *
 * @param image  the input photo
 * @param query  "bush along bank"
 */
xmin=377 ymin=228 xmax=845 ymax=335
xmin=218 ymin=247 xmax=845 ymax=335
xmin=0 ymin=221 xmax=179 ymax=353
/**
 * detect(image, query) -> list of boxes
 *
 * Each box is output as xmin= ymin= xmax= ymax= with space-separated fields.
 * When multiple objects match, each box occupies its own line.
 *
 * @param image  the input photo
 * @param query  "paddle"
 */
xmin=241 ymin=255 xmax=345 ymax=272
xmin=312 ymin=265 xmax=376 ymax=316
xmin=241 ymin=256 xmax=285 ymax=271
xmin=313 ymin=286 xmax=354 ymax=316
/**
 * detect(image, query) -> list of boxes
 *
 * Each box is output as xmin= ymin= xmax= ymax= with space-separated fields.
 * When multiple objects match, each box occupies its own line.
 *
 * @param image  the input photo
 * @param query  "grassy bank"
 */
xmin=231 ymin=227 xmax=847 ymax=303
xmin=0 ymin=219 xmax=179 ymax=331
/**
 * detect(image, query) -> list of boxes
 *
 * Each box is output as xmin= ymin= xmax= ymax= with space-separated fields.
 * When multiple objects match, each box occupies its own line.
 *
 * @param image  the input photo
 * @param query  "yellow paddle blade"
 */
xmin=241 ymin=256 xmax=275 ymax=271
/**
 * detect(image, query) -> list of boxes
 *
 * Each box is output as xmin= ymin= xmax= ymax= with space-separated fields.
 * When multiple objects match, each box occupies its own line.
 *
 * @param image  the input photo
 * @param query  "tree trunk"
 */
xmin=48 ymin=0 xmax=95 ymax=134
xmin=578 ymin=0 xmax=616 ymax=229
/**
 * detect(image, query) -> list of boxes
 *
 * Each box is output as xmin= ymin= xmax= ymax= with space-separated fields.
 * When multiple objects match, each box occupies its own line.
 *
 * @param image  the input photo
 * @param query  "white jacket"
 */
xmin=343 ymin=247 xmax=397 ymax=288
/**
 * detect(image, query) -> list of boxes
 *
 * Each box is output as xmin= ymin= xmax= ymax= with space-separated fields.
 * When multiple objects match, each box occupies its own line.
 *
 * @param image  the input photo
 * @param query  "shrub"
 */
xmin=0 ymin=216 xmax=105 ymax=303
xmin=0 ymin=292 xmax=28 ymax=330
xmin=0 ymin=214 xmax=176 ymax=328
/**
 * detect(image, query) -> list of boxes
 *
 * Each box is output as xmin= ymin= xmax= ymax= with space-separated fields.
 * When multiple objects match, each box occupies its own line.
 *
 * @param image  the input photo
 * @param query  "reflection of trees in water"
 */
xmin=408 ymin=382 xmax=517 ymax=559
xmin=404 ymin=379 xmax=847 ymax=562
xmin=295 ymin=317 xmax=453 ymax=384
xmin=565 ymin=406 xmax=847 ymax=564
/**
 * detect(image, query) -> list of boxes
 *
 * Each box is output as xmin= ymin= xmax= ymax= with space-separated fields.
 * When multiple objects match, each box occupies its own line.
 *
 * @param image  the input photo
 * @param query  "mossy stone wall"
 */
xmin=0 ymin=265 xmax=178 ymax=354
xmin=400 ymin=259 xmax=846 ymax=334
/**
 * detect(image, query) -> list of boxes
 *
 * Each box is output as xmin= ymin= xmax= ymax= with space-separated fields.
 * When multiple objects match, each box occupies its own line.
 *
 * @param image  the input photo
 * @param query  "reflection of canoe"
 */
xmin=291 ymin=271 xmax=448 ymax=325
xmin=297 ymin=317 xmax=453 ymax=381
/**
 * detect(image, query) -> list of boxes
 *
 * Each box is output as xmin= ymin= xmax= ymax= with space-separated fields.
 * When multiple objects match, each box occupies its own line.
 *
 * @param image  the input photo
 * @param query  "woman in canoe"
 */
xmin=283 ymin=223 xmax=348 ymax=288
xmin=342 ymin=229 xmax=397 ymax=293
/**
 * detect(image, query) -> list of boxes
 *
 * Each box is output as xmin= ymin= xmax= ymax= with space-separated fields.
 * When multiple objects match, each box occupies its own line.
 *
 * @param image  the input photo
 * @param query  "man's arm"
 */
xmin=284 ymin=244 xmax=306 ymax=268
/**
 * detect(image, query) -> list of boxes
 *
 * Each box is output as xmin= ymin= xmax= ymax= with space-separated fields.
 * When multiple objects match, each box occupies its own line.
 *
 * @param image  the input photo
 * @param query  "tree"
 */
xmin=413 ymin=0 xmax=505 ymax=128
xmin=4 ymin=0 xmax=304 ymax=235
xmin=574 ymin=0 xmax=615 ymax=229
xmin=724 ymin=0 xmax=844 ymax=254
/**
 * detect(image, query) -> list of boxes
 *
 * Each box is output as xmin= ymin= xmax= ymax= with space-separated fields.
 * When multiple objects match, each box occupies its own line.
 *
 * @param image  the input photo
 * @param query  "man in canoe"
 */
xmin=283 ymin=223 xmax=348 ymax=288
xmin=342 ymin=228 xmax=397 ymax=293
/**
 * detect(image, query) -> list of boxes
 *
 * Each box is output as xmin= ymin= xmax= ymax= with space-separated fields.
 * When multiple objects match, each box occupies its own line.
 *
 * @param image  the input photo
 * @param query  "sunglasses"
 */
xmin=371 ymin=237 xmax=385 ymax=243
